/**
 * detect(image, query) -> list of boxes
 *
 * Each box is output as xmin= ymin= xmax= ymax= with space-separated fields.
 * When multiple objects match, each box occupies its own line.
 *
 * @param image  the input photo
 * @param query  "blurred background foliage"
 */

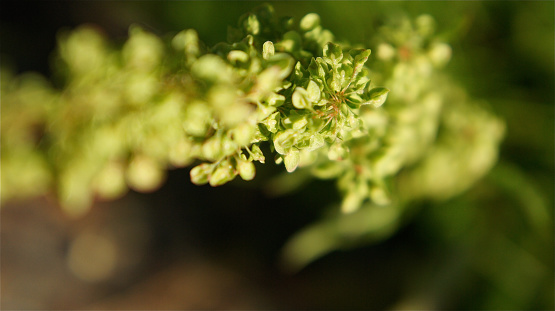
xmin=1 ymin=1 xmax=553 ymax=310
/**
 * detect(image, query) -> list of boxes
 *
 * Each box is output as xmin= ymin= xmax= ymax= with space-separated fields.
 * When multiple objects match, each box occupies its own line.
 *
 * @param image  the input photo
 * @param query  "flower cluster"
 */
xmin=1 ymin=5 xmax=503 ymax=220
xmin=280 ymin=13 xmax=505 ymax=271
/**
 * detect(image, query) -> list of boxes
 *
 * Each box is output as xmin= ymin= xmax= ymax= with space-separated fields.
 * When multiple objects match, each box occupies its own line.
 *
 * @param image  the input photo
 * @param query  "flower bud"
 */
xmin=300 ymin=13 xmax=320 ymax=32
xmin=263 ymin=41 xmax=275 ymax=60
xmin=328 ymin=143 xmax=348 ymax=161
xmin=190 ymin=163 xmax=212 ymax=185
xmin=126 ymin=155 xmax=165 ymax=192
xmin=209 ymin=160 xmax=236 ymax=186
xmin=93 ymin=161 xmax=127 ymax=200
xmin=233 ymin=123 xmax=255 ymax=146
xmin=238 ymin=158 xmax=256 ymax=181
xmin=202 ymin=137 xmax=223 ymax=161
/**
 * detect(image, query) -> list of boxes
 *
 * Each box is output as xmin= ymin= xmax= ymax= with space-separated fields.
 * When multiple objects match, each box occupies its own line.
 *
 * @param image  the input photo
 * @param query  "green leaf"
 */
xmin=266 ymin=53 xmax=295 ymax=79
xmin=292 ymin=87 xmax=312 ymax=110
xmin=284 ymin=148 xmax=300 ymax=172
xmin=329 ymin=71 xmax=344 ymax=93
xmin=292 ymin=61 xmax=304 ymax=81
xmin=307 ymin=80 xmax=321 ymax=102
xmin=308 ymin=133 xmax=325 ymax=151
xmin=308 ymin=58 xmax=322 ymax=79
xmin=266 ymin=93 xmax=285 ymax=106
xmin=350 ymin=48 xmax=371 ymax=67
xmin=273 ymin=129 xmax=296 ymax=155
xmin=249 ymin=144 xmax=265 ymax=163
xmin=262 ymin=111 xmax=280 ymax=133
xmin=363 ymin=87 xmax=389 ymax=108
xmin=350 ymin=48 xmax=371 ymax=78
xmin=323 ymin=42 xmax=343 ymax=64
xmin=292 ymin=115 xmax=308 ymax=130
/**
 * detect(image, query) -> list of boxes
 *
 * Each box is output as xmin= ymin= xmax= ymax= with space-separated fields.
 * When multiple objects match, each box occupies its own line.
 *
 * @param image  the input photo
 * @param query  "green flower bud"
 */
xmin=123 ymin=26 xmax=164 ymax=71
xmin=233 ymin=123 xmax=255 ymax=146
xmin=227 ymin=50 xmax=249 ymax=64
xmin=168 ymin=138 xmax=193 ymax=167
xmin=126 ymin=155 xmax=165 ymax=192
xmin=190 ymin=163 xmax=213 ymax=185
xmin=202 ymin=137 xmax=223 ymax=161
xmin=428 ymin=42 xmax=452 ymax=67
xmin=57 ymin=160 xmax=96 ymax=217
xmin=277 ymin=31 xmax=302 ymax=52
xmin=183 ymin=101 xmax=211 ymax=137
xmin=263 ymin=41 xmax=275 ymax=60
xmin=221 ymin=136 xmax=239 ymax=157
xmin=93 ymin=161 xmax=127 ymax=200
xmin=300 ymin=13 xmax=320 ymax=32
xmin=124 ymin=74 xmax=157 ymax=105
xmin=237 ymin=158 xmax=256 ymax=180
xmin=376 ymin=43 xmax=395 ymax=61
xmin=191 ymin=54 xmax=232 ymax=83
xmin=209 ymin=160 xmax=236 ymax=186
xmin=171 ymin=29 xmax=199 ymax=59
xmin=244 ymin=14 xmax=260 ymax=35
xmin=59 ymin=26 xmax=107 ymax=76
xmin=415 ymin=14 xmax=436 ymax=37
xmin=328 ymin=142 xmax=348 ymax=161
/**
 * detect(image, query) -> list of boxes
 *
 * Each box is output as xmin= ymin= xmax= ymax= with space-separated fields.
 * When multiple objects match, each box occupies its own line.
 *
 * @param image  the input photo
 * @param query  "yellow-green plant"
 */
xmin=1 ymin=4 xmax=504 ymax=256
